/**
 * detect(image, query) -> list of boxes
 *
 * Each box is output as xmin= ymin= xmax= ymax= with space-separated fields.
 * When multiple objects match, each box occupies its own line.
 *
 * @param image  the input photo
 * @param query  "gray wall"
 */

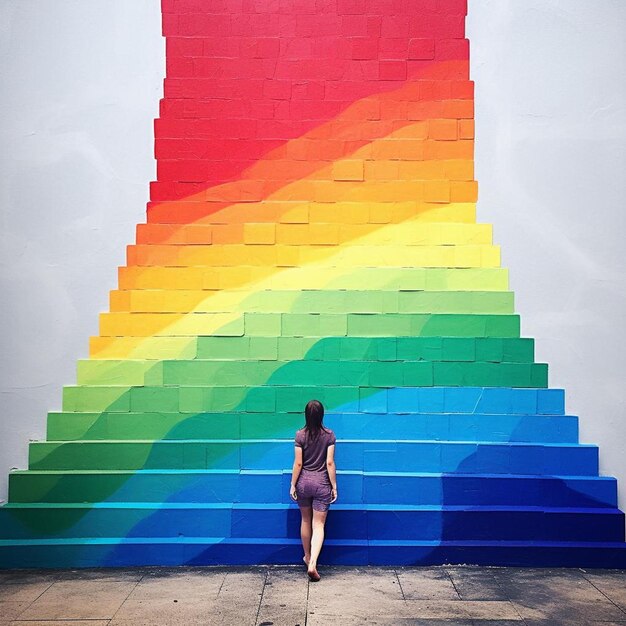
xmin=0 ymin=1 xmax=624 ymax=511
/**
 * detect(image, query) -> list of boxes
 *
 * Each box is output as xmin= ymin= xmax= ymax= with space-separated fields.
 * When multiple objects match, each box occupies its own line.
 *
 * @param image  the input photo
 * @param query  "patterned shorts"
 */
xmin=296 ymin=470 xmax=332 ymax=512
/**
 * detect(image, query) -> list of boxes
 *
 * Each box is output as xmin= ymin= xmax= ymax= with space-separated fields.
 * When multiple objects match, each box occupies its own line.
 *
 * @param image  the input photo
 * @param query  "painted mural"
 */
xmin=1 ymin=0 xmax=625 ymax=567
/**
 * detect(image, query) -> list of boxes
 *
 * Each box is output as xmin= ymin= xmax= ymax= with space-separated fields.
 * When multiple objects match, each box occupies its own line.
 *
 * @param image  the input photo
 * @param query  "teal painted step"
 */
xmin=8 ymin=470 xmax=617 ymax=508
xmin=61 ymin=384 xmax=560 ymax=414
xmin=76 ymin=359 xmax=548 ymax=388
xmin=195 ymin=336 xmax=535 ymax=362
xmin=1 ymin=537 xmax=625 ymax=569
xmin=46 ymin=411 xmax=579 ymax=443
xmin=0 ymin=503 xmax=622 ymax=543
xmin=27 ymin=439 xmax=599 ymax=475
xmin=124 ymin=290 xmax=516 ymax=314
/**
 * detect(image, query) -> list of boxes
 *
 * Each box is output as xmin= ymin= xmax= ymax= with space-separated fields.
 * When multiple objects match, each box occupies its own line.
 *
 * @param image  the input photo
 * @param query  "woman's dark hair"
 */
xmin=304 ymin=399 xmax=327 ymax=440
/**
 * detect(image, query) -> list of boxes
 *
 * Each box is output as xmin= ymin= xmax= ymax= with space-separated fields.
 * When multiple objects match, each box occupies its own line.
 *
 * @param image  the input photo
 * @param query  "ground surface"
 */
xmin=0 ymin=565 xmax=624 ymax=625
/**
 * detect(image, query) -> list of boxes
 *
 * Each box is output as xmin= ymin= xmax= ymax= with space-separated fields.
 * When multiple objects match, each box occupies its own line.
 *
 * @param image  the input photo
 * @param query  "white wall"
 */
xmin=0 ymin=0 xmax=624 ymax=511
xmin=467 ymin=0 xmax=626 ymax=509
xmin=0 ymin=0 xmax=164 ymax=501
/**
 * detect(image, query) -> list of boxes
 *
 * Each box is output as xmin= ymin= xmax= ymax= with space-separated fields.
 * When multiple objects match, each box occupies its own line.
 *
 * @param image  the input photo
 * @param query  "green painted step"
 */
xmin=76 ymin=337 xmax=536 ymax=384
xmin=64 ymin=383 xmax=561 ymax=414
xmin=196 ymin=336 xmax=535 ymax=362
xmin=76 ymin=359 xmax=546 ymax=388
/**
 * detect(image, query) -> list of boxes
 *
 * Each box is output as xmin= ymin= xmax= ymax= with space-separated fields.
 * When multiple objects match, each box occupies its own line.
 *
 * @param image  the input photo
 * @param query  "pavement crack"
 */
xmin=304 ymin=568 xmax=310 ymax=626
xmin=110 ymin=573 xmax=143 ymax=620
xmin=444 ymin=567 xmax=461 ymax=599
xmin=580 ymin=569 xmax=626 ymax=616
xmin=394 ymin=568 xmax=406 ymax=601
xmin=254 ymin=567 xmax=270 ymax=626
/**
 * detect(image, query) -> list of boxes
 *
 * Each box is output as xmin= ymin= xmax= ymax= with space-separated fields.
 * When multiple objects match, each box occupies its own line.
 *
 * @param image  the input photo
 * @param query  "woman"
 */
xmin=290 ymin=399 xmax=337 ymax=582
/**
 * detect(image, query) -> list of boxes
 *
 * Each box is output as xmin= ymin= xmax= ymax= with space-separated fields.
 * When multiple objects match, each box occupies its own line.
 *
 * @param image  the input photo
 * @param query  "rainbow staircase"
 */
xmin=1 ymin=0 xmax=625 ymax=568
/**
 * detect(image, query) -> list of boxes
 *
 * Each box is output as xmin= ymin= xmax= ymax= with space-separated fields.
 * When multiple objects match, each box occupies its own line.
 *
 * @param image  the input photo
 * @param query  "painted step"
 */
xmin=61 ymin=385 xmax=565 ymax=415
xmin=1 ymin=537 xmax=625 ymax=569
xmin=125 ymin=243 xmax=501 ymax=268
xmin=77 ymin=336 xmax=537 ymax=383
xmin=195 ymin=336 xmax=535 ymax=362
xmin=98 ymin=311 xmax=521 ymax=338
xmin=135 ymin=222 xmax=494 ymax=246
xmin=88 ymin=333 xmax=532 ymax=361
xmin=27 ymin=439 xmax=599 ymax=475
xmin=117 ymin=266 xmax=510 ymax=292
xmin=109 ymin=289 xmax=515 ymax=314
xmin=76 ymin=359 xmax=548 ymax=388
xmin=46 ymin=411 xmax=579 ymax=443
xmin=9 ymin=469 xmax=617 ymax=508
xmin=146 ymin=198 xmax=478 ymax=225
xmin=0 ymin=503 xmax=622 ymax=543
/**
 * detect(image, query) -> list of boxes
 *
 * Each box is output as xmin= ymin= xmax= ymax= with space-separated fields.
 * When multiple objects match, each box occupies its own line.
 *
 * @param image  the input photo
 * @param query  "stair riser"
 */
xmin=110 ymin=290 xmax=516 ymax=315
xmin=61 ymin=386 xmax=566 ymax=415
xmin=99 ymin=311 xmax=521 ymax=339
xmin=46 ymin=412 xmax=579 ymax=444
xmin=1 ymin=541 xmax=625 ymax=569
xmin=8 ymin=472 xmax=617 ymax=508
xmin=28 ymin=441 xmax=599 ymax=475
xmin=0 ymin=507 xmax=622 ymax=542
xmin=118 ymin=267 xmax=510 ymax=293
xmin=195 ymin=336 xmax=535 ymax=362
xmin=76 ymin=360 xmax=547 ymax=389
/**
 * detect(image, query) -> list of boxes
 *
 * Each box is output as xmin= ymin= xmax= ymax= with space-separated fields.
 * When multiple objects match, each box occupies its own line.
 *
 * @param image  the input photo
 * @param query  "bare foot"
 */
xmin=307 ymin=566 xmax=321 ymax=582
xmin=303 ymin=555 xmax=310 ymax=567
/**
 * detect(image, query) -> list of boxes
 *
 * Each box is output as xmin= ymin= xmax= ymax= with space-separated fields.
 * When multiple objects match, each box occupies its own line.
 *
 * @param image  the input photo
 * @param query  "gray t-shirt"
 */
xmin=294 ymin=427 xmax=336 ymax=472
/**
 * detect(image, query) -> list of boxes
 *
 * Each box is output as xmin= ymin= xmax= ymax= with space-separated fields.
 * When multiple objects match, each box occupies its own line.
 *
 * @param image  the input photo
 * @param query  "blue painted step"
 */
xmin=8 ymin=470 xmax=618 ymax=508
xmin=27 ymin=439 xmax=599 ymax=475
xmin=328 ymin=412 xmax=577 ymax=443
xmin=0 ymin=503 xmax=623 ymax=543
xmin=359 ymin=387 xmax=565 ymax=414
xmin=1 ymin=537 xmax=625 ymax=569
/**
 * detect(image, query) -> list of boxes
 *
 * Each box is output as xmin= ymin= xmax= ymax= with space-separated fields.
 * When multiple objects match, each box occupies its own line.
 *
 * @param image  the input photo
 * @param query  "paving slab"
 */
xmin=0 ymin=565 xmax=624 ymax=625
xmin=0 ymin=602 xmax=32 ymax=622
xmin=581 ymin=569 xmax=626 ymax=611
xmin=306 ymin=616 xmax=423 ymax=626
xmin=307 ymin=566 xmax=405 ymax=620
xmin=18 ymin=579 xmax=134 ymax=621
xmin=112 ymin=569 xmax=223 ymax=623
xmin=9 ymin=622 xmax=110 ymax=626
xmin=446 ymin=566 xmax=509 ymax=600
xmin=397 ymin=566 xmax=459 ymax=600
xmin=0 ymin=570 xmax=62 ymax=585
xmin=256 ymin=566 xmax=307 ymax=626
xmin=211 ymin=569 xmax=267 ymax=626
xmin=494 ymin=568 xmax=626 ymax=622
xmin=0 ymin=580 xmax=53 ymax=603
xmin=57 ymin=567 xmax=147 ymax=582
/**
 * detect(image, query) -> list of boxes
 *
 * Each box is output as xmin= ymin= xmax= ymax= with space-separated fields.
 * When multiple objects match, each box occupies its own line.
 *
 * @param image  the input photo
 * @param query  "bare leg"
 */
xmin=299 ymin=505 xmax=313 ymax=565
xmin=307 ymin=509 xmax=328 ymax=580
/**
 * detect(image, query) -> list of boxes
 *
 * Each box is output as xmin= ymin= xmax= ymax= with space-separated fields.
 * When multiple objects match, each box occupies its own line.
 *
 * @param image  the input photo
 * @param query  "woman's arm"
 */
xmin=326 ymin=444 xmax=337 ymax=503
xmin=290 ymin=446 xmax=303 ymax=501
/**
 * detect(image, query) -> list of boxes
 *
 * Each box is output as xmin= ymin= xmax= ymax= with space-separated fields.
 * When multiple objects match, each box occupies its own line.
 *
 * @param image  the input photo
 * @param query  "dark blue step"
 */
xmin=1 ymin=537 xmax=625 ymax=569
xmin=0 ymin=503 xmax=622 ymax=543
